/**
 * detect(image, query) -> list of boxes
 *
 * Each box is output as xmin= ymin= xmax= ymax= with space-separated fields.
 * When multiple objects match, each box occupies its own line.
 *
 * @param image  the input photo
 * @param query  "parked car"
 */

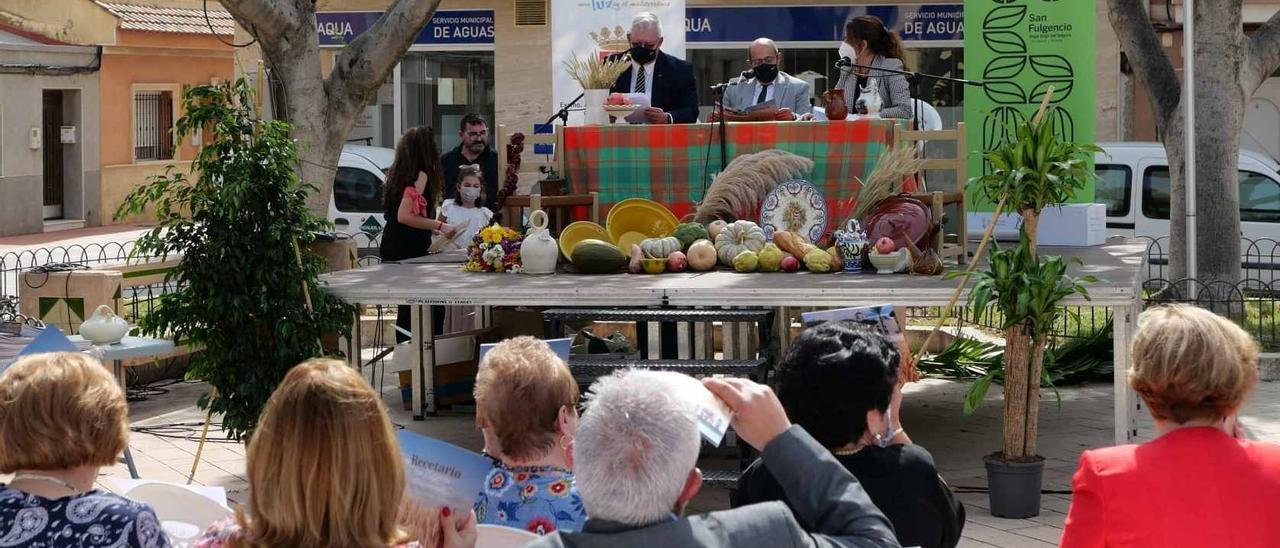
xmin=329 ymin=144 xmax=394 ymax=242
xmin=1096 ymin=142 xmax=1280 ymax=241
xmin=1096 ymin=142 xmax=1280 ymax=283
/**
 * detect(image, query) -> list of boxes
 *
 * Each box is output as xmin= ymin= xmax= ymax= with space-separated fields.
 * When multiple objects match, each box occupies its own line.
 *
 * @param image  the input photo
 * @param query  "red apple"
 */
xmin=607 ymin=93 xmax=627 ymax=106
xmin=780 ymin=254 xmax=800 ymax=272
xmin=875 ymin=237 xmax=897 ymax=254
xmin=667 ymin=251 xmax=689 ymax=272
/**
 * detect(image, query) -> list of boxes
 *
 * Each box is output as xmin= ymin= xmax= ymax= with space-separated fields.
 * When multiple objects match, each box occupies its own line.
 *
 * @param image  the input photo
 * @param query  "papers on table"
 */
xmin=398 ymin=431 xmax=492 ymax=510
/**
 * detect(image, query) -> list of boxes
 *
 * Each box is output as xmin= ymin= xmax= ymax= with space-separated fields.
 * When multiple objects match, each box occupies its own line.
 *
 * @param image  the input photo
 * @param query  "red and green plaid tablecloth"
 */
xmin=563 ymin=119 xmax=901 ymax=221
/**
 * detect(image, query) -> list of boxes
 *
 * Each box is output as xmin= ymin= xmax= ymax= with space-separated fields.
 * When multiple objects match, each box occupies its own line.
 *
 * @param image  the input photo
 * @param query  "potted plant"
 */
xmin=960 ymin=106 xmax=1100 ymax=517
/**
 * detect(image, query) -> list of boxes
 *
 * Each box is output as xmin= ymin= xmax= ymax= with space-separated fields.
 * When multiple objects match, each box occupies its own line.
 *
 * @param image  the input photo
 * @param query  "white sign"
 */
xmin=60 ymin=126 xmax=76 ymax=144
xmin=551 ymin=0 xmax=686 ymax=126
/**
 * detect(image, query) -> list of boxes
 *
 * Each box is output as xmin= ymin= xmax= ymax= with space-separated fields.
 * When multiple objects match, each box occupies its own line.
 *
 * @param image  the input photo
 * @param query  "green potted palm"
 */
xmin=961 ymin=106 xmax=1100 ymax=517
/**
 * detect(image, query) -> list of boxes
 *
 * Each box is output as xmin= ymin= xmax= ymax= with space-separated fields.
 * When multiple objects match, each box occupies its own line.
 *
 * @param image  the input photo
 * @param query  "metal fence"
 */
xmin=1 ymin=241 xmax=140 ymax=301
xmin=1141 ymin=235 xmax=1280 ymax=286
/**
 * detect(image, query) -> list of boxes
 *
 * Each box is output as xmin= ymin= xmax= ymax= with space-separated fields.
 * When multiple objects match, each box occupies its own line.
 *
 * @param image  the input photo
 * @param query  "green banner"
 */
xmin=964 ymin=0 xmax=1096 ymax=210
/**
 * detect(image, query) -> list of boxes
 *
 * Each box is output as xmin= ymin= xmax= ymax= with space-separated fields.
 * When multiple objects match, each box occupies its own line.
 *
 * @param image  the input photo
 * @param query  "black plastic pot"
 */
xmin=984 ymin=453 xmax=1045 ymax=518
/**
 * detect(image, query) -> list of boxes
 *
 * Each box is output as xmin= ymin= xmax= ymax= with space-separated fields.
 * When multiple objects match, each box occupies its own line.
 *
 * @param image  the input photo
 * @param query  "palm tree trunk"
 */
xmin=1002 ymin=322 xmax=1047 ymax=460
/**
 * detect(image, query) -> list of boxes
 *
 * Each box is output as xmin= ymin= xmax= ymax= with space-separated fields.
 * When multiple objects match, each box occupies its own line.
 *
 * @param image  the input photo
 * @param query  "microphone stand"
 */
xmin=544 ymin=92 xmax=585 ymax=126
xmin=834 ymin=60 xmax=983 ymax=129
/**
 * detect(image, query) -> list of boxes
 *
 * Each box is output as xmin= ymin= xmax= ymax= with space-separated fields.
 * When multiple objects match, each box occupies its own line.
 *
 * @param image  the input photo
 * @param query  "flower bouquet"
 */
xmin=464 ymin=224 xmax=524 ymax=273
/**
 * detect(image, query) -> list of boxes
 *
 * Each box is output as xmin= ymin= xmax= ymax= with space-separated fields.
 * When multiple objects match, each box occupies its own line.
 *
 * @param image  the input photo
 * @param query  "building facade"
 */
xmin=0 ymin=0 xmax=234 ymax=236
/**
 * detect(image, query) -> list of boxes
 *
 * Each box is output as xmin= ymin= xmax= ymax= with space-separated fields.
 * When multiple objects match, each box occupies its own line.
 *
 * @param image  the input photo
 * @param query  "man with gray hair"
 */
xmin=608 ymin=12 xmax=698 ymax=124
xmin=528 ymin=370 xmax=899 ymax=548
xmin=721 ymin=38 xmax=812 ymax=119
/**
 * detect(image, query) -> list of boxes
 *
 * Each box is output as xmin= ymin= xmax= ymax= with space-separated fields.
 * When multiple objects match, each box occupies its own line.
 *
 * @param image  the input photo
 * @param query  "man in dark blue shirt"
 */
xmin=440 ymin=112 xmax=500 ymax=210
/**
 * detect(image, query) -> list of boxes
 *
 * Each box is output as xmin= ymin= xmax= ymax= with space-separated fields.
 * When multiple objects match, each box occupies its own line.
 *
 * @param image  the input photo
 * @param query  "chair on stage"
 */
xmin=901 ymin=121 xmax=968 ymax=264
xmin=496 ymin=124 xmax=599 ymax=232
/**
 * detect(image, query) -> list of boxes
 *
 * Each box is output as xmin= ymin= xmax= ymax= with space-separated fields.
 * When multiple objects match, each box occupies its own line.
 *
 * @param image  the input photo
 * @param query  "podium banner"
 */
xmin=964 ymin=0 xmax=1096 ymax=210
xmin=551 ymin=0 xmax=685 ymax=126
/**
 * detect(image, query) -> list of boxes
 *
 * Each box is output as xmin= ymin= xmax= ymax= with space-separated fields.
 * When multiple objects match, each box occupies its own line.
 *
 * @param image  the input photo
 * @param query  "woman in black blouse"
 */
xmin=733 ymin=320 xmax=964 ymax=548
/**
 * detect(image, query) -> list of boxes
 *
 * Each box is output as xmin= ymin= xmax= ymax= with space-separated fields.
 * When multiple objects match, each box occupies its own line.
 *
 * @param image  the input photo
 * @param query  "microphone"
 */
xmin=710 ymin=71 xmax=755 ymax=91
xmin=836 ymin=57 xmax=853 ymax=68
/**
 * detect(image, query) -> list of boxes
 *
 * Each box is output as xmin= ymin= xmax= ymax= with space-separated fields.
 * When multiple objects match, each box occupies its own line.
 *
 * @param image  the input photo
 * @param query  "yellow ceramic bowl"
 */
xmin=606 ymin=198 xmax=680 ymax=247
xmin=641 ymin=258 xmax=667 ymax=274
xmin=559 ymin=221 xmax=611 ymax=258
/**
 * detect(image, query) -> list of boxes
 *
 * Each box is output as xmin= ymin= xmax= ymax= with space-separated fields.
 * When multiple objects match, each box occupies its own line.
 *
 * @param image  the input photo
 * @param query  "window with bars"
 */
xmin=134 ymin=90 xmax=174 ymax=161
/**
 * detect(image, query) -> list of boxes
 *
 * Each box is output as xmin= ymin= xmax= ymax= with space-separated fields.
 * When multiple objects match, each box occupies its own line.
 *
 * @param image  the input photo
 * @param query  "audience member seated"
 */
xmin=526 ymin=369 xmax=900 ymax=548
xmin=1060 ymin=305 xmax=1280 ymax=547
xmin=195 ymin=359 xmax=474 ymax=548
xmin=733 ymin=321 xmax=964 ymax=548
xmin=0 ymin=352 xmax=170 ymax=548
xmin=472 ymin=337 xmax=586 ymax=535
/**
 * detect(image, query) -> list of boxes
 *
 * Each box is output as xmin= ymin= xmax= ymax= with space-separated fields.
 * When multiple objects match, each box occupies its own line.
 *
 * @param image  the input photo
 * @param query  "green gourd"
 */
xmin=572 ymin=239 xmax=629 ymax=274
xmin=673 ymin=223 xmax=711 ymax=250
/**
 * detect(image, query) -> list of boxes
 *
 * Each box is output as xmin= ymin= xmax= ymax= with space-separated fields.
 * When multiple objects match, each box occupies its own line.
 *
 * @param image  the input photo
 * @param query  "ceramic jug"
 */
xmin=859 ymin=79 xmax=883 ymax=116
xmin=833 ymin=219 xmax=868 ymax=273
xmin=520 ymin=210 xmax=558 ymax=274
xmin=80 ymin=304 xmax=130 ymax=345
xmin=823 ymin=89 xmax=849 ymax=120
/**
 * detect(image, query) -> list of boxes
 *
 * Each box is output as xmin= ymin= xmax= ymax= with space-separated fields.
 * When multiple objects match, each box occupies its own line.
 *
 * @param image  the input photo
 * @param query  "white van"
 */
xmin=1095 ymin=142 xmax=1280 ymax=241
xmin=329 ymin=144 xmax=395 ymax=240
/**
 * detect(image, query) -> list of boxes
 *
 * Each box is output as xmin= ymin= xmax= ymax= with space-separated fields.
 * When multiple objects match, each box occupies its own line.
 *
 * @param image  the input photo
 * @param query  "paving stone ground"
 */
xmin=16 ymin=365 xmax=1280 ymax=548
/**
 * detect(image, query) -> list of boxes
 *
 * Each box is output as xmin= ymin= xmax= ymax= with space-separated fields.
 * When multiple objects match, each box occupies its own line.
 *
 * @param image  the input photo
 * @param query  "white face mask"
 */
xmin=460 ymin=186 xmax=481 ymax=203
xmin=839 ymin=42 xmax=858 ymax=62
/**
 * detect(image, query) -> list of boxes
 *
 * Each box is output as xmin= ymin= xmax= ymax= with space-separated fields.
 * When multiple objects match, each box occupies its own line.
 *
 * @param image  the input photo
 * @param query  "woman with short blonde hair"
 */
xmin=196 ymin=358 xmax=472 ymax=548
xmin=470 ymin=337 xmax=586 ymax=535
xmin=1061 ymin=305 xmax=1280 ymax=546
xmin=0 ymin=352 xmax=169 ymax=547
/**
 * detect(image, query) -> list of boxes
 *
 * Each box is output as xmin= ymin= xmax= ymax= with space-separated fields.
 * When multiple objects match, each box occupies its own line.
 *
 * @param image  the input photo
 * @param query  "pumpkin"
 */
xmin=641 ymin=236 xmax=682 ymax=258
xmin=686 ymin=239 xmax=717 ymax=271
xmin=715 ymin=220 xmax=767 ymax=266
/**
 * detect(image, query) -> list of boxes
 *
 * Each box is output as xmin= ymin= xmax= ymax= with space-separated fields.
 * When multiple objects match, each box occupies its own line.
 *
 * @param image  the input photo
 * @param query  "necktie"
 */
xmin=636 ymin=65 xmax=647 ymax=94
xmin=757 ymin=83 xmax=769 ymax=105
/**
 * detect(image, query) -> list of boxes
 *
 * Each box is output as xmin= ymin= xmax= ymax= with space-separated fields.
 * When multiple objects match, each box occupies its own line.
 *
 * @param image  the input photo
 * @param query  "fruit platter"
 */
xmin=602 ymin=93 xmax=640 ymax=115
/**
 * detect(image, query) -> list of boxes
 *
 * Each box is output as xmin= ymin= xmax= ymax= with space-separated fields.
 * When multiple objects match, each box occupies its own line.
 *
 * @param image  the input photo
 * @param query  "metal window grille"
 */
xmin=134 ymin=91 xmax=174 ymax=161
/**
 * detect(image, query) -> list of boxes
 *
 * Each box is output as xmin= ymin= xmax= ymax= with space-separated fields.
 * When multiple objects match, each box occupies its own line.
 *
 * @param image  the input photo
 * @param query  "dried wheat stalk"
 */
xmin=847 ymin=143 xmax=927 ymax=223
xmin=563 ymin=51 xmax=632 ymax=89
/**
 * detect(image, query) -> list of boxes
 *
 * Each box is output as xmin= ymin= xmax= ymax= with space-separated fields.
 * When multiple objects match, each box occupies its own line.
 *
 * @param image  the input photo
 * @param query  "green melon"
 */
xmin=571 ymin=239 xmax=628 ymax=274
xmin=673 ymin=222 xmax=711 ymax=251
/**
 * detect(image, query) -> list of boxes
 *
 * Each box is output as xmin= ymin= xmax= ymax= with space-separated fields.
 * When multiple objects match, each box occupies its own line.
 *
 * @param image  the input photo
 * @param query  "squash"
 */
xmin=757 ymin=244 xmax=784 ymax=272
xmin=686 ymin=239 xmax=718 ymax=271
xmin=774 ymin=231 xmax=817 ymax=260
xmin=715 ymin=220 xmax=767 ymax=266
xmin=804 ymin=248 xmax=832 ymax=273
xmin=641 ymin=236 xmax=682 ymax=258
xmin=571 ymin=239 xmax=628 ymax=274
xmin=707 ymin=220 xmax=728 ymax=241
xmin=673 ymin=223 xmax=710 ymax=251
xmin=733 ymin=250 xmax=759 ymax=272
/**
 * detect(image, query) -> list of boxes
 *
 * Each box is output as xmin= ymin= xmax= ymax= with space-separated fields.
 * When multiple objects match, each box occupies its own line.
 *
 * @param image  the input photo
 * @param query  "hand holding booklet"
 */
xmin=397 ymin=431 xmax=491 ymax=511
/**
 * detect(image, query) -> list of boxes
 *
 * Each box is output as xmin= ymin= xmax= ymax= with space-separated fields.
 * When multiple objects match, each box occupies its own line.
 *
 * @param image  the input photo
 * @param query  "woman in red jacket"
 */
xmin=1060 ymin=304 xmax=1280 ymax=547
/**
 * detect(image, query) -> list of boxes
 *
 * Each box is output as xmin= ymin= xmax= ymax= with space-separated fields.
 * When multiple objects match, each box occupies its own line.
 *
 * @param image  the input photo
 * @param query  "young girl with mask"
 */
xmin=438 ymin=165 xmax=493 ymax=251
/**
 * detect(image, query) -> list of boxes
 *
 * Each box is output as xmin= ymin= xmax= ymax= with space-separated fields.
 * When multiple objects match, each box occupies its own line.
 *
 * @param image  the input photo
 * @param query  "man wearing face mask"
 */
xmin=721 ymin=38 xmax=812 ymax=120
xmin=607 ymin=12 xmax=698 ymax=124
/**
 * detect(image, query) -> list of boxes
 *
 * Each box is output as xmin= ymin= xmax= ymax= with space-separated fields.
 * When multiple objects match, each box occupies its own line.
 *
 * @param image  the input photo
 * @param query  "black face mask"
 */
xmin=629 ymin=45 xmax=657 ymax=64
xmin=753 ymin=63 xmax=779 ymax=83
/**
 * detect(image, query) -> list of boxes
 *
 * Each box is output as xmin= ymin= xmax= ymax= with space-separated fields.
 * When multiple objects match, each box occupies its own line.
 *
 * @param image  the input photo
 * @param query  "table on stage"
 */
xmin=320 ymin=240 xmax=1147 ymax=445
xmin=562 ymin=119 xmax=903 ymax=220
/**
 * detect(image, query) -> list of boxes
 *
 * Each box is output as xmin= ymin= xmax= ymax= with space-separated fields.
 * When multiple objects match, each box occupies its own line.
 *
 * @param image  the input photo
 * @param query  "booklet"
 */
xmin=479 ymin=337 xmax=572 ymax=363
xmin=397 ymin=431 xmax=492 ymax=510
xmin=800 ymin=305 xmax=913 ymax=369
xmin=671 ymin=377 xmax=733 ymax=447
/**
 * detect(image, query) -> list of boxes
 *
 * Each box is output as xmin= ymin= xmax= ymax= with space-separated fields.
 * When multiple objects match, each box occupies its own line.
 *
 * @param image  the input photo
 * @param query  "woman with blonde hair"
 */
xmin=1060 ymin=304 xmax=1280 ymax=547
xmin=471 ymin=337 xmax=586 ymax=535
xmin=0 ymin=352 xmax=169 ymax=547
xmin=195 ymin=358 xmax=474 ymax=547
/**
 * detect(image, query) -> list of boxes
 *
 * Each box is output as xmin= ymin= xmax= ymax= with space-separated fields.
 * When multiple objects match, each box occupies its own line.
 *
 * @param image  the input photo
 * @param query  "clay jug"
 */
xmin=823 ymin=89 xmax=849 ymax=120
xmin=520 ymin=210 xmax=558 ymax=274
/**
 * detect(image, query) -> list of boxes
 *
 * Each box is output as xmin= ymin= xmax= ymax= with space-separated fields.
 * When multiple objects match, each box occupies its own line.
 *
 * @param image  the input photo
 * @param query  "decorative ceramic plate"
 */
xmin=759 ymin=179 xmax=828 ymax=243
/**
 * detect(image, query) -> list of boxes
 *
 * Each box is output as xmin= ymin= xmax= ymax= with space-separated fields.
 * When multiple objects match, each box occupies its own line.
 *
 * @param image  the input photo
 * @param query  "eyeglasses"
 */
xmin=749 ymin=57 xmax=778 ymax=67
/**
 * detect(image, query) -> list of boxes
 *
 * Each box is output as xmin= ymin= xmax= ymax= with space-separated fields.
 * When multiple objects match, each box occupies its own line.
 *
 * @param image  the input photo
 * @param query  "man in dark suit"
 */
xmin=526 ymin=370 xmax=900 ymax=548
xmin=608 ymin=12 xmax=698 ymax=124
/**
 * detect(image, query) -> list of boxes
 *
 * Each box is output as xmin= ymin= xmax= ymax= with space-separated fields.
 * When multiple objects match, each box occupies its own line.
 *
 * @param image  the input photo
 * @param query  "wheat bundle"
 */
xmin=563 ymin=51 xmax=631 ymax=89
xmin=846 ymin=143 xmax=927 ymax=224
xmin=693 ymin=149 xmax=814 ymax=223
